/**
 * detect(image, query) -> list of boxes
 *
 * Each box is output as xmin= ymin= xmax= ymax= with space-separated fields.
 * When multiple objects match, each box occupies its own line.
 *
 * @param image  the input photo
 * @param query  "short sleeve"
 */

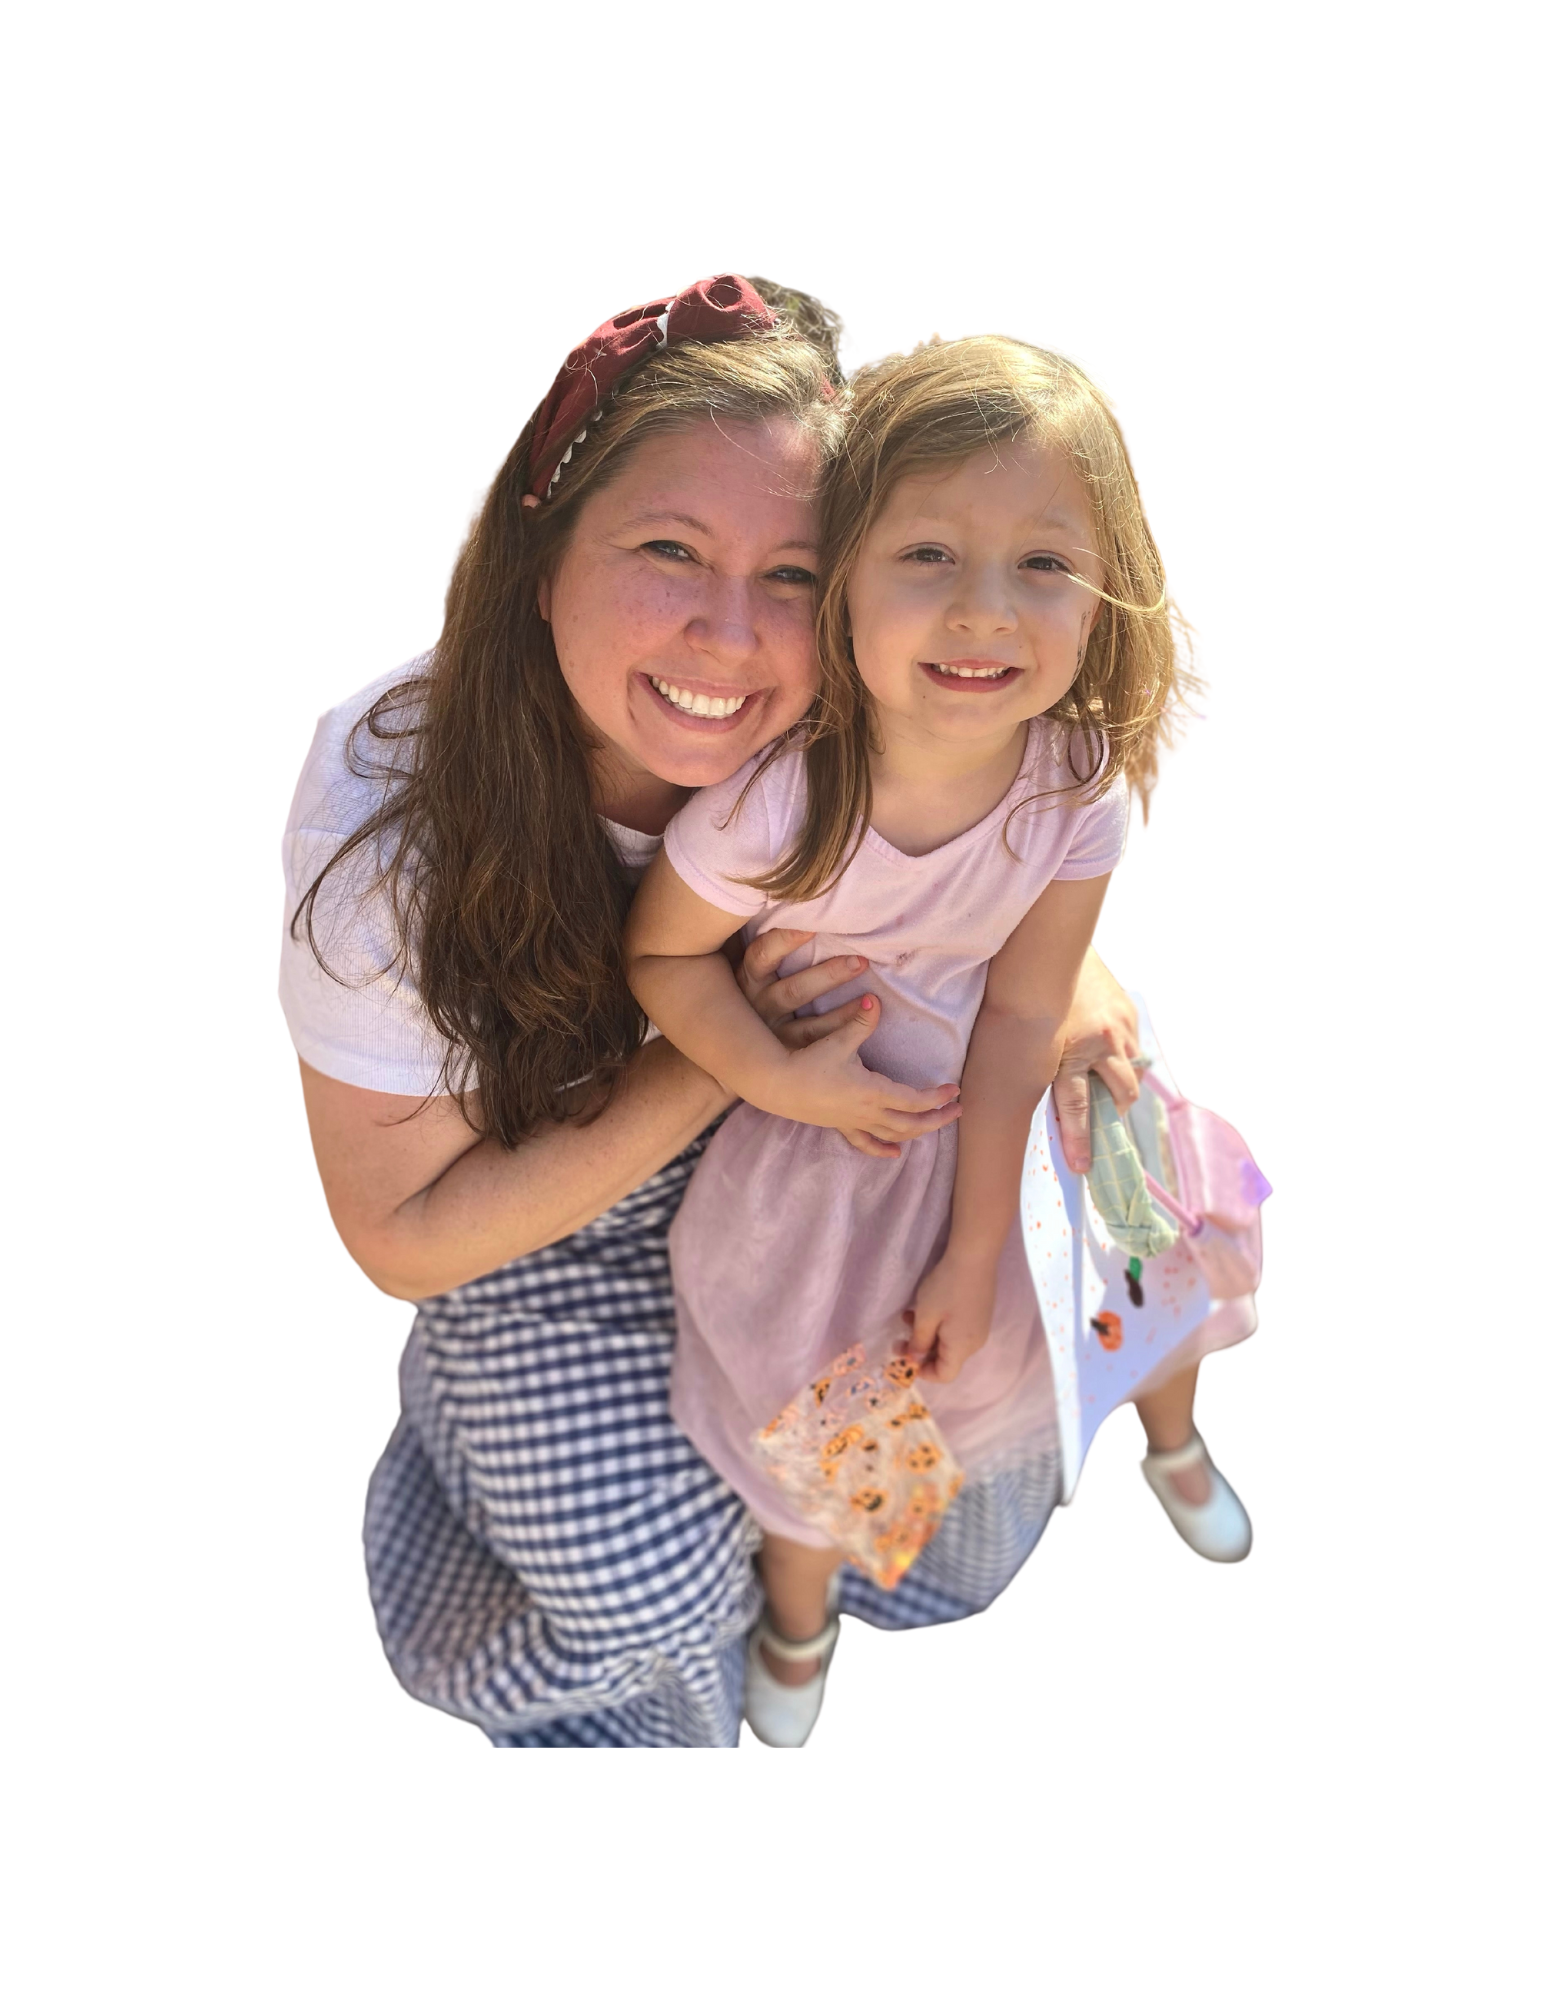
xmin=1055 ymin=778 xmax=1130 ymax=880
xmin=662 ymin=754 xmax=794 ymax=918
xmin=278 ymin=669 xmax=457 ymax=1096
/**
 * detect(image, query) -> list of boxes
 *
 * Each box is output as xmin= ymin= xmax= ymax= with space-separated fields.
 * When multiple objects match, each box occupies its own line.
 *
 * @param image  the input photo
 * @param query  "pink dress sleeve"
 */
xmin=662 ymin=753 xmax=796 ymax=918
xmin=1055 ymin=774 xmax=1130 ymax=880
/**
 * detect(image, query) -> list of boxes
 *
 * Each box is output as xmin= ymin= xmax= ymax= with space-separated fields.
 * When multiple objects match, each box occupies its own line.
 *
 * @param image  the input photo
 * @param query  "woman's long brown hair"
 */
xmin=293 ymin=281 xmax=842 ymax=1148
xmin=749 ymin=336 xmax=1196 ymax=904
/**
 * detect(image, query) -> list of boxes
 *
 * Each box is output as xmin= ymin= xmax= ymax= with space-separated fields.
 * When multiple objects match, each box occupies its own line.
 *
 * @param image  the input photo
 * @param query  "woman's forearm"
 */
xmin=301 ymin=1038 xmax=733 ymax=1301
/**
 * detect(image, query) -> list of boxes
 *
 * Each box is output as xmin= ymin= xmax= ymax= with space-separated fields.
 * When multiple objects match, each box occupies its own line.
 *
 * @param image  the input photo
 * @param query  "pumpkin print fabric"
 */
xmin=752 ymin=1346 xmax=966 ymax=1589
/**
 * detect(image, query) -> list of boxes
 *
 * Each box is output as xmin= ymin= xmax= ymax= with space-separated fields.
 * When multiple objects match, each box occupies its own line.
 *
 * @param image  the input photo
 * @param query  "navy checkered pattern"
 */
xmin=364 ymin=1129 xmax=1062 ymax=1748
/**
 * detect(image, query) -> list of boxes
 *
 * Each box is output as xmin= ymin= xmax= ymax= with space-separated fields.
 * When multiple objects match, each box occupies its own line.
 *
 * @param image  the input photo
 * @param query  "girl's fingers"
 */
xmin=777 ymin=996 xmax=870 ymax=1049
xmin=838 ymin=1127 xmax=900 ymax=1159
xmin=821 ymin=1008 xmax=884 ymax=1059
xmin=865 ymin=1103 xmax=962 ymax=1142
xmin=879 ymin=1079 xmax=961 ymax=1115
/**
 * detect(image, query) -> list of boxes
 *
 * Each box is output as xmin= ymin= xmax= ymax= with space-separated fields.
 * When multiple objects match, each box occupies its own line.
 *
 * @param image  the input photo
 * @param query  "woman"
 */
xmin=281 ymin=275 xmax=1185 ymax=1749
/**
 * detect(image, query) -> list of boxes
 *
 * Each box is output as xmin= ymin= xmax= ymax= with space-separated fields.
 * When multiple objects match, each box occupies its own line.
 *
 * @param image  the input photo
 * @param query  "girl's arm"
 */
xmin=625 ymin=852 xmax=961 ymax=1143
xmin=301 ymin=929 xmax=882 ymax=1302
xmin=905 ymin=873 xmax=1112 ymax=1382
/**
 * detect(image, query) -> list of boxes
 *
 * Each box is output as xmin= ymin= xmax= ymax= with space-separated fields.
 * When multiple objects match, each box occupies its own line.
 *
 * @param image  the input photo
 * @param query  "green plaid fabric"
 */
xmin=1085 ymin=1075 xmax=1179 ymax=1258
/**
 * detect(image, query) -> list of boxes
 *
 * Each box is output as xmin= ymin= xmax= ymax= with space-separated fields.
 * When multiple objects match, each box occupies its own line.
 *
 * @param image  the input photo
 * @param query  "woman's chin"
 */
xmin=633 ymin=692 xmax=795 ymax=788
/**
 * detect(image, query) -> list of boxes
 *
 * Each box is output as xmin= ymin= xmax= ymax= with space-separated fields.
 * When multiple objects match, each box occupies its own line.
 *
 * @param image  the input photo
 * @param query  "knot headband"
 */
xmin=525 ymin=273 xmax=777 ymax=502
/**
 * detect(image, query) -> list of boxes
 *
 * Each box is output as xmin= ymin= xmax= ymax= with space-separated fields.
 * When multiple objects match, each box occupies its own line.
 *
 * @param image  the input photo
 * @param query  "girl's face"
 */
xmin=844 ymin=442 xmax=1102 ymax=750
xmin=542 ymin=416 xmax=823 ymax=817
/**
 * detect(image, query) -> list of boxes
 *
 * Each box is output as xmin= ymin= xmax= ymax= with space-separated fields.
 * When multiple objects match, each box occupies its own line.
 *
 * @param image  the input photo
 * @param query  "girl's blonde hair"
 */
xmin=755 ymin=335 xmax=1193 ymax=903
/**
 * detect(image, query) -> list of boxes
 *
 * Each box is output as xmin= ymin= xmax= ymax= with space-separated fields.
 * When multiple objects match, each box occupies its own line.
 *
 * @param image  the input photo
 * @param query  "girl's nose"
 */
xmin=686 ymin=575 xmax=759 ymax=666
xmin=946 ymin=564 xmax=1018 ymax=636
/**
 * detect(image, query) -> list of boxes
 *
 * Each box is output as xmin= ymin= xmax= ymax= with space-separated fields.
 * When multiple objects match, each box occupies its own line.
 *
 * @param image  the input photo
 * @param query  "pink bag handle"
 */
xmin=1145 ymin=1173 xmax=1204 ymax=1237
xmin=1130 ymin=1067 xmax=1205 ymax=1235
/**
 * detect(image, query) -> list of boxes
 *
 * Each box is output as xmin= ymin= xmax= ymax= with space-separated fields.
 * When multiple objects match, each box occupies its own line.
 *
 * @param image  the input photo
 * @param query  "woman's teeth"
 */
xmin=930 ymin=662 xmax=1013 ymax=679
xmin=650 ymin=677 xmax=750 ymax=718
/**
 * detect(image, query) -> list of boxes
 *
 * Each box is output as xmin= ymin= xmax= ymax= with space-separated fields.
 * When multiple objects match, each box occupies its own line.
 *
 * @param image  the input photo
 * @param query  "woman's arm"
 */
xmin=905 ymin=875 xmax=1112 ymax=1382
xmin=625 ymin=853 xmax=960 ymax=1143
xmin=301 ymin=926 xmax=896 ymax=1302
xmin=300 ymin=1039 xmax=732 ymax=1300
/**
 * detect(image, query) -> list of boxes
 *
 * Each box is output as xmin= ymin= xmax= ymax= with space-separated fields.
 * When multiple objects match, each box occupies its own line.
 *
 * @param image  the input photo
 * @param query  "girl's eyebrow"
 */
xmin=617 ymin=510 xmax=818 ymax=553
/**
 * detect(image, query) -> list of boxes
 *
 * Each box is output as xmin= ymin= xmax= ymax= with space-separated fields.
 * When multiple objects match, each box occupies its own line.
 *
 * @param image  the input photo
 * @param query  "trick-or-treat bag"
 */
xmin=751 ymin=1345 xmax=965 ymax=1589
xmin=1023 ymin=999 xmax=1272 ymax=1502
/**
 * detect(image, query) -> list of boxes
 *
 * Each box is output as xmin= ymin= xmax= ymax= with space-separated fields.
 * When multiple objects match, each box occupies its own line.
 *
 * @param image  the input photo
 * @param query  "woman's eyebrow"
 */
xmin=618 ymin=510 xmax=716 ymax=535
xmin=616 ymin=511 xmax=817 ymax=554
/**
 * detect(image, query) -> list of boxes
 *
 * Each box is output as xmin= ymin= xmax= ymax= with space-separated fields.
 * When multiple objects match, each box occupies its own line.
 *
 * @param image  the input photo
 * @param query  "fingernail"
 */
xmin=861 ymin=996 xmax=874 ymax=1011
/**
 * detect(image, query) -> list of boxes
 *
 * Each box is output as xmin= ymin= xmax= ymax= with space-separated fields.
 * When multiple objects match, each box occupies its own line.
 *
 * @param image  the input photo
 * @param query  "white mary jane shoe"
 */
xmin=1141 ymin=1432 xmax=1252 ymax=1563
xmin=744 ymin=1610 xmax=841 ymax=1749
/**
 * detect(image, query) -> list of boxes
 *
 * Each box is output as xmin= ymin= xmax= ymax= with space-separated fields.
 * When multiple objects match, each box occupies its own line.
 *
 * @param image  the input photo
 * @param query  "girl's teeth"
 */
xmin=932 ymin=663 xmax=1012 ymax=679
xmin=650 ymin=678 xmax=749 ymax=718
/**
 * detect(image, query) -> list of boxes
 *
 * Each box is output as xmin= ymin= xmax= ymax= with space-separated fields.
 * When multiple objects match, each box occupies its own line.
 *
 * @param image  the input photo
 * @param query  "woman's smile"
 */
xmin=640 ymin=670 xmax=766 ymax=728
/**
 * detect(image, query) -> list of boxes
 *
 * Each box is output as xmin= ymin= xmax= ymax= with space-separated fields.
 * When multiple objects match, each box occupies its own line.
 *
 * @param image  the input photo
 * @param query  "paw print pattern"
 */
xmin=750 ymin=1342 xmax=966 ymax=1589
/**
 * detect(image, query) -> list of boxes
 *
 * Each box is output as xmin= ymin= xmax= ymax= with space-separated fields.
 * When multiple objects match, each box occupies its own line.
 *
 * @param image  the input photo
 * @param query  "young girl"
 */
xmin=626 ymin=335 xmax=1181 ymax=1746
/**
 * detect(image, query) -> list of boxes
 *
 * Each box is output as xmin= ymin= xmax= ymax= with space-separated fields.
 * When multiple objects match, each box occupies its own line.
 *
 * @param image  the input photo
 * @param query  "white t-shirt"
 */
xmin=278 ymin=664 xmax=662 ymax=1096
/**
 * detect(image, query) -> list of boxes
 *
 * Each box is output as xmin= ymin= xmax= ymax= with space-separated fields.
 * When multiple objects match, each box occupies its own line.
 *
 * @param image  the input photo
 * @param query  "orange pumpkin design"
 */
xmin=851 ymin=1487 xmax=887 ymax=1513
xmin=905 ymin=1442 xmax=942 ymax=1473
xmin=1092 ymin=1311 xmax=1123 ymax=1352
xmin=884 ymin=1356 xmax=918 ymax=1386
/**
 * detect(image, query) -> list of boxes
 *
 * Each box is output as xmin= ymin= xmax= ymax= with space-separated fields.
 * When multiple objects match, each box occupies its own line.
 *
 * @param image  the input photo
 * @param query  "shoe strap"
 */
xmin=756 ymin=1614 xmax=839 ymax=1665
xmin=1144 ymin=1431 xmax=1209 ymax=1476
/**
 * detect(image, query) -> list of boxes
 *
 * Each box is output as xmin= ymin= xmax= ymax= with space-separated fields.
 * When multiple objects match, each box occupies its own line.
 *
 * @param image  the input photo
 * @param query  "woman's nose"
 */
xmin=686 ymin=575 xmax=759 ymax=666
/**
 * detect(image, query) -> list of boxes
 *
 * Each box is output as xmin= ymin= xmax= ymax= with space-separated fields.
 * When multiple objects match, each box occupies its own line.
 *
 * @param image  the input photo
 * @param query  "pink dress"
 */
xmin=663 ymin=724 xmax=1129 ymax=1546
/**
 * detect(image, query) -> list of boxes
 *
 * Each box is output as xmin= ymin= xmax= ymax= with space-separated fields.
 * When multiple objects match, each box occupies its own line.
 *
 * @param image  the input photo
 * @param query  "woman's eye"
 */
xmin=640 ymin=539 xmax=695 ymax=562
xmin=1022 ymin=554 xmax=1071 ymax=573
xmin=767 ymin=565 xmax=817 ymax=587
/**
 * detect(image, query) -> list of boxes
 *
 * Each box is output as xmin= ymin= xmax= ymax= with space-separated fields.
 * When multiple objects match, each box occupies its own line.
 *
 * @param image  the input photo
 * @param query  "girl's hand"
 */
xmin=1050 ymin=950 xmax=1142 ymax=1174
xmin=755 ymin=1000 xmax=960 ymax=1141
xmin=737 ymin=929 xmax=960 ymax=1156
xmin=903 ymin=1249 xmax=996 ymax=1383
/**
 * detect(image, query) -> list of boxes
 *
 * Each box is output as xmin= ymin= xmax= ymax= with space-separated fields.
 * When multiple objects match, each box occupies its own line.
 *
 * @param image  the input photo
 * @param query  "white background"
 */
xmin=5 ymin=2 xmax=1537 ymax=1994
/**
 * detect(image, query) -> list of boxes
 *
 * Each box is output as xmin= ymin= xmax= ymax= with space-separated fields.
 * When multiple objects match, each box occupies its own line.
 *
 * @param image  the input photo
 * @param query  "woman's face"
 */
xmin=541 ymin=416 xmax=823 ymax=816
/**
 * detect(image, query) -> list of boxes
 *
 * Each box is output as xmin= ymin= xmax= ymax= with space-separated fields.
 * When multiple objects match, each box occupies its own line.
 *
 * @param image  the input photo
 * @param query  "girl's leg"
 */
xmin=1133 ymin=1360 xmax=1211 ymax=1503
xmin=757 ymin=1535 xmax=845 ymax=1687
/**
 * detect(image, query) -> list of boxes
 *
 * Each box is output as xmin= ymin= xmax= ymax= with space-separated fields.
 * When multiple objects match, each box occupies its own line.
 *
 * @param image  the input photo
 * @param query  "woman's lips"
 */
xmin=918 ymin=660 xmax=1024 ymax=694
xmin=639 ymin=672 xmax=766 ymax=731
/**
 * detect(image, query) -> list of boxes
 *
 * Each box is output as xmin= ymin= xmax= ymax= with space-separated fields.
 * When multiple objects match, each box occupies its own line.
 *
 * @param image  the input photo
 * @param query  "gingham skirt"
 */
xmin=364 ymin=1127 xmax=1062 ymax=1747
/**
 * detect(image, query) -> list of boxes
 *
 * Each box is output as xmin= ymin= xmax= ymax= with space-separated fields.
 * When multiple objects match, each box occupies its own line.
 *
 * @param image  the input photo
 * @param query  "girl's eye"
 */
xmin=1022 ymin=554 xmax=1072 ymax=573
xmin=640 ymin=539 xmax=695 ymax=562
xmin=903 ymin=546 xmax=952 ymax=565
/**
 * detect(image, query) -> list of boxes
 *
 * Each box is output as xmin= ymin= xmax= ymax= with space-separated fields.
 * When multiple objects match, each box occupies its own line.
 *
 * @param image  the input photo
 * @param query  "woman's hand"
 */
xmin=1049 ymin=949 xmax=1142 ymax=1174
xmin=735 ymin=928 xmax=960 ymax=1158
xmin=903 ymin=1248 xmax=997 ymax=1384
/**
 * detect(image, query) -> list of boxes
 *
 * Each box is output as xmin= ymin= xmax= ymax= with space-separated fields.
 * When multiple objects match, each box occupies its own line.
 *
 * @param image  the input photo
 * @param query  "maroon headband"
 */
xmin=525 ymin=273 xmax=777 ymax=501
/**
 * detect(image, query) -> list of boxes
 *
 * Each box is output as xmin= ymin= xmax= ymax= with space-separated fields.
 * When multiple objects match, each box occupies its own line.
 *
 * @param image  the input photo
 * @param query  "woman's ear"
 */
xmin=537 ymin=573 xmax=552 ymax=623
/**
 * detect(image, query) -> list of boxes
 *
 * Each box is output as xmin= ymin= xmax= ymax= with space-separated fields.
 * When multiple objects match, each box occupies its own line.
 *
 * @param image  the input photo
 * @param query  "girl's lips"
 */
xmin=918 ymin=661 xmax=1025 ymax=694
xmin=638 ymin=672 xmax=768 ymax=732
